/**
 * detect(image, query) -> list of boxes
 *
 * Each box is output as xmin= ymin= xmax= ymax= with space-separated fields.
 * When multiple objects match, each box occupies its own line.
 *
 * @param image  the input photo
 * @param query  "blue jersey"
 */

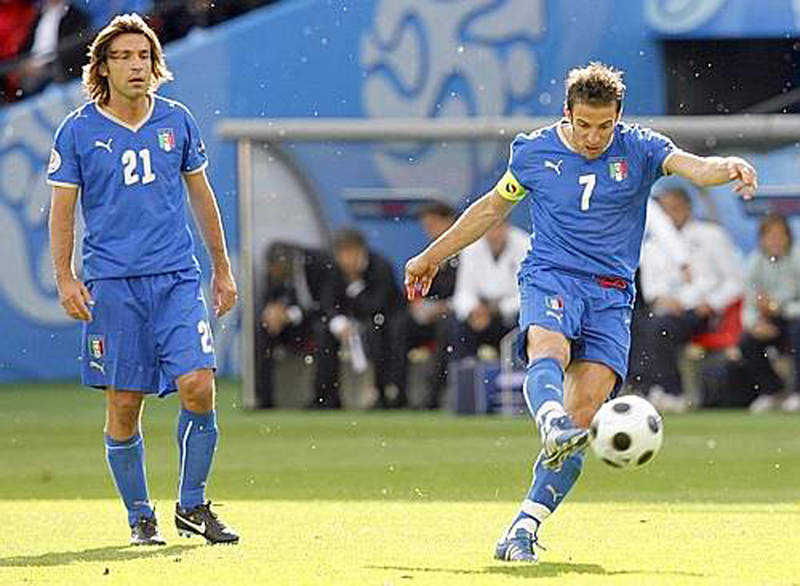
xmin=47 ymin=95 xmax=207 ymax=280
xmin=498 ymin=121 xmax=675 ymax=282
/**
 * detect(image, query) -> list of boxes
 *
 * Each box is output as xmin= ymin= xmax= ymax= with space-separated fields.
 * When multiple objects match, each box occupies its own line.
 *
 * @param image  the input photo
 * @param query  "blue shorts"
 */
xmin=82 ymin=268 xmax=216 ymax=396
xmin=516 ymin=268 xmax=634 ymax=385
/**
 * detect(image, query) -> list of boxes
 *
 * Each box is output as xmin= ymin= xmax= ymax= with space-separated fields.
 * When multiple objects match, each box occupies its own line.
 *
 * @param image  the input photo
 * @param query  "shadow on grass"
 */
xmin=368 ymin=562 xmax=706 ymax=579
xmin=0 ymin=544 xmax=200 ymax=567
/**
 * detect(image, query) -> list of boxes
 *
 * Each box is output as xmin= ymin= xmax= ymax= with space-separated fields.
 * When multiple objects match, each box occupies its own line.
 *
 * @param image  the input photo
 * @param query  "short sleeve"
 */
xmin=181 ymin=107 xmax=208 ymax=175
xmin=496 ymin=135 xmax=532 ymax=202
xmin=637 ymin=126 xmax=676 ymax=185
xmin=47 ymin=116 xmax=82 ymax=188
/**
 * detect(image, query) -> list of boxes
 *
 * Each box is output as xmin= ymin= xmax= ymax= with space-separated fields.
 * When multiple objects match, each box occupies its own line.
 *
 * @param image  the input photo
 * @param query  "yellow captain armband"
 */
xmin=495 ymin=170 xmax=528 ymax=202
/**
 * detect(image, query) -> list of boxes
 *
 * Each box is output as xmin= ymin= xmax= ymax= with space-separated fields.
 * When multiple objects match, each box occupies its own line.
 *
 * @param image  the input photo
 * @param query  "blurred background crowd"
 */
xmin=255 ymin=193 xmax=800 ymax=414
xmin=0 ymin=0 xmax=279 ymax=103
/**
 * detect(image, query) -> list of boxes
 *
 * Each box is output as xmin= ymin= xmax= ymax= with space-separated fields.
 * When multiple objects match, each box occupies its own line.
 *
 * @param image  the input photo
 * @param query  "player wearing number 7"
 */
xmin=47 ymin=14 xmax=238 ymax=545
xmin=404 ymin=62 xmax=757 ymax=563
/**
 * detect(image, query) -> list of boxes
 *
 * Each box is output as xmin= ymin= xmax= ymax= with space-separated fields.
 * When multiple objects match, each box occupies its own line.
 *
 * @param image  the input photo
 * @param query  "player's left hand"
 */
xmin=726 ymin=157 xmax=758 ymax=200
xmin=212 ymin=268 xmax=237 ymax=317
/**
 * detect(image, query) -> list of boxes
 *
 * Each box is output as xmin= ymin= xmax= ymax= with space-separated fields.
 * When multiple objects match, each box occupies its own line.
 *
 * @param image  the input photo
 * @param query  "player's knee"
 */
xmin=527 ymin=343 xmax=570 ymax=369
xmin=106 ymin=392 xmax=143 ymax=437
xmin=525 ymin=327 xmax=570 ymax=368
xmin=178 ymin=369 xmax=215 ymax=411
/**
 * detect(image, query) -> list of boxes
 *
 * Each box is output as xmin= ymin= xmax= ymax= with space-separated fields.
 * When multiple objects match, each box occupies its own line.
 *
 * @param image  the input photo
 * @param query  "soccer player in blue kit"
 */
xmin=48 ymin=14 xmax=239 ymax=545
xmin=405 ymin=63 xmax=757 ymax=562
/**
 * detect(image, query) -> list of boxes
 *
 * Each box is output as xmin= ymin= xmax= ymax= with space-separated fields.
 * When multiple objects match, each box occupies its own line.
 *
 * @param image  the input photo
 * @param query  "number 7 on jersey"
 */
xmin=579 ymin=173 xmax=596 ymax=211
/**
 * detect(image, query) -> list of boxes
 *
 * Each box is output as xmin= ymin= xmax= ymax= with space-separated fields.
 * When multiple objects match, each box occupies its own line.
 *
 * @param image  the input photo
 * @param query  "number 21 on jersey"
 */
xmin=579 ymin=174 xmax=596 ymax=211
xmin=122 ymin=148 xmax=156 ymax=186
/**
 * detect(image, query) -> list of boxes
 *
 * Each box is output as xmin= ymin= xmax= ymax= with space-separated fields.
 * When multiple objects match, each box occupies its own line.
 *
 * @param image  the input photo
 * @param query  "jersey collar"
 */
xmin=95 ymin=96 xmax=155 ymax=133
xmin=556 ymin=119 xmax=617 ymax=159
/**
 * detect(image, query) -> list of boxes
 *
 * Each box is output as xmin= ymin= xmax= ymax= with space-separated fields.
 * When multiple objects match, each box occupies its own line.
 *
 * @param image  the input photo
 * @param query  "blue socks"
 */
xmin=177 ymin=408 xmax=218 ymax=510
xmin=507 ymin=451 xmax=585 ymax=536
xmin=506 ymin=357 xmax=581 ymax=538
xmin=105 ymin=433 xmax=154 ymax=527
xmin=523 ymin=357 xmax=568 ymax=434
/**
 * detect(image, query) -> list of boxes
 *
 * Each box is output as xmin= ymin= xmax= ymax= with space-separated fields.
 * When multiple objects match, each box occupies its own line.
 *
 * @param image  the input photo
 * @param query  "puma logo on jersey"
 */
xmin=94 ymin=138 xmax=113 ymax=152
xmin=89 ymin=360 xmax=105 ymax=375
xmin=544 ymin=159 xmax=563 ymax=175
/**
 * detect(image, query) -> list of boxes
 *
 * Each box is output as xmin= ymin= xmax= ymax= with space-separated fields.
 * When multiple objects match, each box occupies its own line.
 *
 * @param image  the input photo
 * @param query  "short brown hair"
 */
xmin=565 ymin=62 xmax=625 ymax=112
xmin=82 ymin=13 xmax=172 ymax=104
xmin=758 ymin=213 xmax=793 ymax=247
xmin=332 ymin=227 xmax=367 ymax=251
xmin=417 ymin=201 xmax=456 ymax=220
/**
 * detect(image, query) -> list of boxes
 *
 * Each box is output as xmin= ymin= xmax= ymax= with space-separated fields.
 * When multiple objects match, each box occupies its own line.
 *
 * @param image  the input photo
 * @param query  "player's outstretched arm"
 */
xmin=49 ymin=185 xmax=94 ymax=321
xmin=405 ymin=188 xmax=515 ymax=300
xmin=665 ymin=151 xmax=758 ymax=199
xmin=184 ymin=169 xmax=237 ymax=317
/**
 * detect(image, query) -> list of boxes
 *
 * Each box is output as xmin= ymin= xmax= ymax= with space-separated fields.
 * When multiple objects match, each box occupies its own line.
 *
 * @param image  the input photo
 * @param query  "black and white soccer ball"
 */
xmin=589 ymin=395 xmax=664 ymax=469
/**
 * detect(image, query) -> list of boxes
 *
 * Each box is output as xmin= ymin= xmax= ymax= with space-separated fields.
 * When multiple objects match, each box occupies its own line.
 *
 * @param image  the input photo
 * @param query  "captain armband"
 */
xmin=494 ymin=170 xmax=528 ymax=202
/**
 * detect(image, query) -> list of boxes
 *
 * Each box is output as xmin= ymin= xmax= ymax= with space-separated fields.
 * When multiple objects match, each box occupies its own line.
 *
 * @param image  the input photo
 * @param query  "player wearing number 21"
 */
xmin=405 ymin=62 xmax=757 ymax=563
xmin=48 ymin=14 xmax=238 ymax=545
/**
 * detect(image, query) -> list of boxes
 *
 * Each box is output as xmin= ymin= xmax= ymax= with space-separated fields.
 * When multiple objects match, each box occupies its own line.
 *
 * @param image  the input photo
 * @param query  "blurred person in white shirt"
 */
xmin=640 ymin=186 xmax=743 ymax=411
xmin=451 ymin=219 xmax=529 ymax=361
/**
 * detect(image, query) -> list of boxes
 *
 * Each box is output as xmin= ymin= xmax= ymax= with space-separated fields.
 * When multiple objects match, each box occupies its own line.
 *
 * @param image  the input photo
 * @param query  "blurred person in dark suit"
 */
xmin=388 ymin=201 xmax=459 ymax=409
xmin=312 ymin=228 xmax=404 ymax=409
xmin=254 ymin=241 xmax=336 ymax=409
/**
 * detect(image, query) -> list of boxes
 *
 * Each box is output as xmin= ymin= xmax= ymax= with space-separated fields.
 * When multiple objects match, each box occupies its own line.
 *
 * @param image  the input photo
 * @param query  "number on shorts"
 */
xmin=197 ymin=320 xmax=214 ymax=354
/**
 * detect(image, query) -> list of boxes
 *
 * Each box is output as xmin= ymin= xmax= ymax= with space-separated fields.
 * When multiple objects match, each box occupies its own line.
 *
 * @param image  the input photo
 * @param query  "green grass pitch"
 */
xmin=1 ymin=382 xmax=799 ymax=585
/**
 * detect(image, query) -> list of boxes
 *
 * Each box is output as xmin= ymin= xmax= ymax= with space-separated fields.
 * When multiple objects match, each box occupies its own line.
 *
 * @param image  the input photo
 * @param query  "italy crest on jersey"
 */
xmin=609 ymin=158 xmax=628 ymax=182
xmin=157 ymin=128 xmax=176 ymax=152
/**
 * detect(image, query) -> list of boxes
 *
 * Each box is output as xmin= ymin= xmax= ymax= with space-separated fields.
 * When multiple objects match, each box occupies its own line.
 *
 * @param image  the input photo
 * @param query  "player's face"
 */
xmin=565 ymin=102 xmax=620 ymax=159
xmin=102 ymin=33 xmax=153 ymax=102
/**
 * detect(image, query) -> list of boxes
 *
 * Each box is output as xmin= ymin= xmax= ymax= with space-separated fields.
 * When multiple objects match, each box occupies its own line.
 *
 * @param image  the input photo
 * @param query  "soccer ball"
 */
xmin=589 ymin=395 xmax=664 ymax=469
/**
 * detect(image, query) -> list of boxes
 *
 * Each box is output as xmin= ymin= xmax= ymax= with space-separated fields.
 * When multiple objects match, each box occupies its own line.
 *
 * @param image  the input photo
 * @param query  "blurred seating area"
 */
xmin=633 ymin=188 xmax=800 ymax=415
xmin=0 ymin=0 xmax=279 ymax=104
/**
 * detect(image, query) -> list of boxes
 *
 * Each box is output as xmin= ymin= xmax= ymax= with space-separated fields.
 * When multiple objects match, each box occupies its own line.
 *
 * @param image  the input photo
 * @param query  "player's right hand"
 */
xmin=404 ymin=254 xmax=439 ymax=301
xmin=57 ymin=277 xmax=93 ymax=321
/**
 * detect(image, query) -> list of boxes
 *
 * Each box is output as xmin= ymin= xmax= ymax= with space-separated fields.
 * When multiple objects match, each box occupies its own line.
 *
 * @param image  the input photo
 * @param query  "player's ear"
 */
xmin=99 ymin=62 xmax=108 ymax=78
xmin=563 ymin=103 xmax=570 ymax=120
xmin=615 ymin=103 xmax=624 ymax=122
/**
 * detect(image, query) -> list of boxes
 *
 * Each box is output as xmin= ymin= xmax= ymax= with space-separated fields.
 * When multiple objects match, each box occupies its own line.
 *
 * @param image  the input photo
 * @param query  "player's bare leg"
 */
xmin=563 ymin=360 xmax=617 ymax=427
xmin=174 ymin=369 xmax=239 ymax=544
xmin=104 ymin=388 xmax=164 ymax=545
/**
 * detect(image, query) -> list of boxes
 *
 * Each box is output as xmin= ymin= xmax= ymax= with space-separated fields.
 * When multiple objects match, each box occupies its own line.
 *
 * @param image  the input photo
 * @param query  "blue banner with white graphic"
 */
xmin=2 ymin=0 xmax=798 ymax=381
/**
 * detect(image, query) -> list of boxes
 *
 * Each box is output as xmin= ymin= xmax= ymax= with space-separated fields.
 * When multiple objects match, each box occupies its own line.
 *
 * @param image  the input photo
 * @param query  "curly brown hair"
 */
xmin=82 ymin=13 xmax=172 ymax=104
xmin=565 ymin=62 xmax=625 ymax=112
